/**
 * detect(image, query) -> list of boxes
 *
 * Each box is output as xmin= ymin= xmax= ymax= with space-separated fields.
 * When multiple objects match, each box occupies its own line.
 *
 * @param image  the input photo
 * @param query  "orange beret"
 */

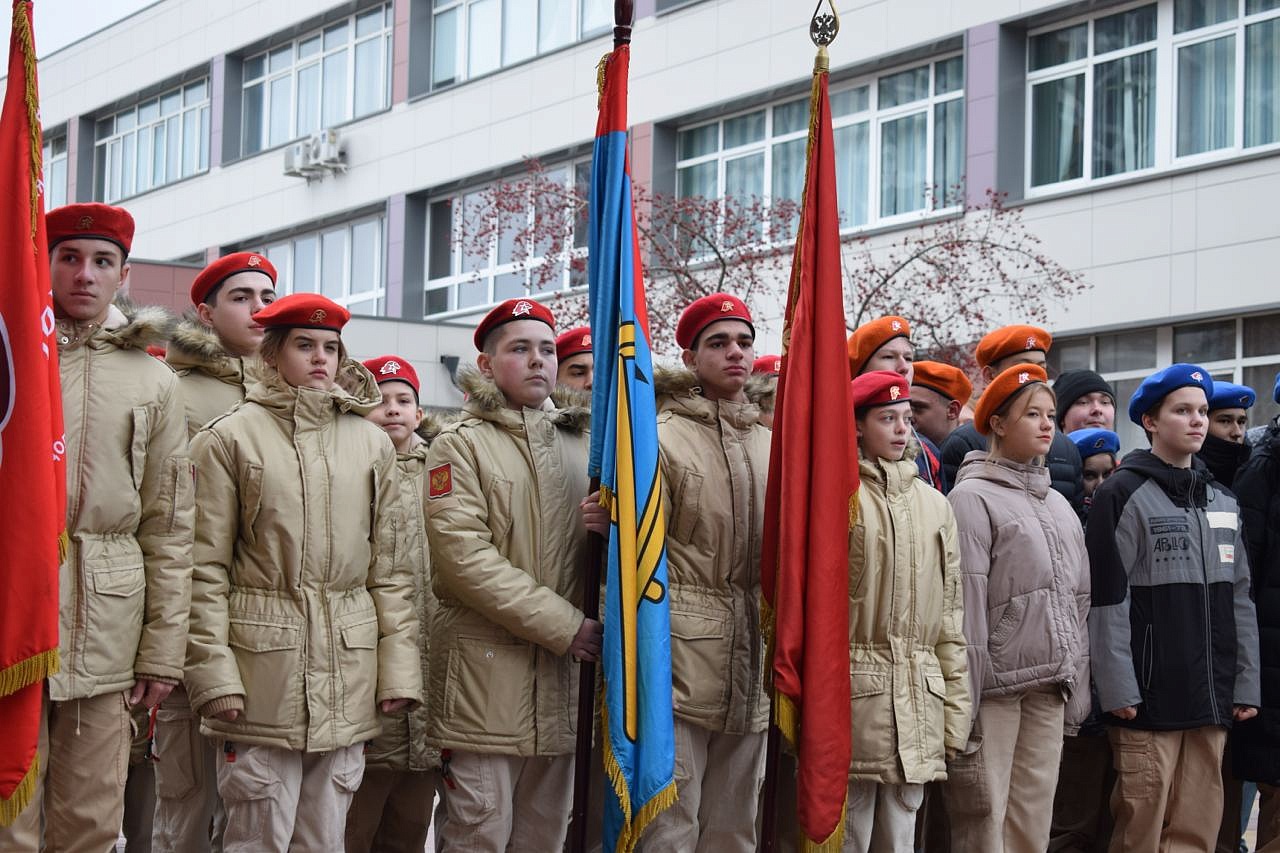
xmin=676 ymin=293 xmax=753 ymax=350
xmin=851 ymin=370 xmax=910 ymax=410
xmin=473 ymin=298 xmax=556 ymax=350
xmin=252 ymin=293 xmax=349 ymax=332
xmin=847 ymin=316 xmax=910 ymax=375
xmin=752 ymin=355 xmax=782 ymax=376
xmin=47 ymin=203 xmax=135 ymax=255
xmin=911 ymin=361 xmax=973 ymax=405
xmin=974 ymin=325 xmax=1052 ymax=369
xmin=974 ymin=363 xmax=1051 ymax=436
xmin=556 ymin=326 xmax=593 ymax=362
xmin=191 ymin=252 xmax=277 ymax=305
xmin=363 ymin=355 xmax=420 ymax=396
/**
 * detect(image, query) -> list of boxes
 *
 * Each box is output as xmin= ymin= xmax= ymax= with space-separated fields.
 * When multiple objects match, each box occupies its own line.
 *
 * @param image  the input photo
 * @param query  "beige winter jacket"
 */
xmin=165 ymin=315 xmax=253 ymax=439
xmin=425 ymin=370 xmax=590 ymax=757
xmin=184 ymin=362 xmax=421 ymax=752
xmin=948 ymin=450 xmax=1091 ymax=734
xmin=51 ymin=302 xmax=194 ymax=701
xmin=656 ymin=368 xmax=772 ymax=735
xmin=848 ymin=451 xmax=970 ymax=784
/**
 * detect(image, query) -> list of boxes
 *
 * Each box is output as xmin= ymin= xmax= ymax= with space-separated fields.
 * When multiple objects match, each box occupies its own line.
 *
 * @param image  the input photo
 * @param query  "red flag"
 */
xmin=0 ymin=0 xmax=65 ymax=827
xmin=760 ymin=55 xmax=856 ymax=850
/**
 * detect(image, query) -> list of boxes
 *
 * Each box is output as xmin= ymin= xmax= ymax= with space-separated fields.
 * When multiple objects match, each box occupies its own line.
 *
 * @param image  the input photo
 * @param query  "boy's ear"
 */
xmin=477 ymin=351 xmax=493 ymax=377
xmin=681 ymin=348 xmax=696 ymax=369
xmin=946 ymin=399 xmax=962 ymax=422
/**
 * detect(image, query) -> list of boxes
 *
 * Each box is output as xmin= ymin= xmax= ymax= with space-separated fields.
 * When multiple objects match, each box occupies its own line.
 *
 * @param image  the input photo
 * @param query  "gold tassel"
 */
xmin=0 ymin=650 xmax=59 ymax=700
xmin=796 ymin=795 xmax=847 ymax=853
xmin=596 ymin=52 xmax=611 ymax=108
xmin=12 ymin=1 xmax=42 ymax=241
xmin=0 ymin=754 xmax=38 ymax=828
xmin=58 ymin=530 xmax=70 ymax=564
xmin=599 ymin=699 xmax=678 ymax=853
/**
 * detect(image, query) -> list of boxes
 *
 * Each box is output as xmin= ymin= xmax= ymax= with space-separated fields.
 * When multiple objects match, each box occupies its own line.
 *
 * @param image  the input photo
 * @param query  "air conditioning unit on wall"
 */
xmin=282 ymin=129 xmax=346 ymax=181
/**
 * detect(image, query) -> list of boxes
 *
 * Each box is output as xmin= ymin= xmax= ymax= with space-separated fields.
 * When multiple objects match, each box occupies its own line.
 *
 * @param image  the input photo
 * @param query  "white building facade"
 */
xmin=20 ymin=0 xmax=1280 ymax=441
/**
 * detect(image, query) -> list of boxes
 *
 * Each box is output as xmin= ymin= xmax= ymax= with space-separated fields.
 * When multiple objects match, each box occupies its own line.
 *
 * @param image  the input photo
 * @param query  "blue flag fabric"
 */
xmin=587 ymin=44 xmax=677 ymax=853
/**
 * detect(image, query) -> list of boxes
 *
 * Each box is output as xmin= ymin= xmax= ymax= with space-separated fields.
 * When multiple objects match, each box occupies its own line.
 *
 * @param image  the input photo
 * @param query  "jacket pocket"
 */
xmin=239 ymin=464 xmax=263 ymax=546
xmin=669 ymin=471 xmax=703 ymax=546
xmin=337 ymin=609 xmax=379 ymax=728
xmin=227 ymin=617 xmax=303 ymax=729
xmin=988 ymin=595 xmax=1027 ymax=649
xmin=669 ymin=605 xmax=731 ymax=714
xmin=850 ymin=666 xmax=895 ymax=763
xmin=129 ymin=407 xmax=151 ymax=491
xmin=445 ymin=636 xmax=534 ymax=739
xmin=921 ymin=664 xmax=949 ymax=765
xmin=154 ymin=704 xmax=203 ymax=800
xmin=489 ymin=478 xmax=514 ymax=554
xmin=81 ymin=536 xmax=146 ymax=678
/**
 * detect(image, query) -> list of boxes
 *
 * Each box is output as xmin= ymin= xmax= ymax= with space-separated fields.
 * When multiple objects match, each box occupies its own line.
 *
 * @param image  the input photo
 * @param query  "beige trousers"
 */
xmin=842 ymin=781 xmax=923 ymax=853
xmin=944 ymin=684 xmax=1066 ymax=853
xmin=639 ymin=719 xmax=767 ymax=853
xmin=345 ymin=766 xmax=444 ymax=853
xmin=0 ymin=691 xmax=133 ymax=853
xmin=437 ymin=751 xmax=573 ymax=852
xmin=215 ymin=741 xmax=364 ymax=853
xmin=1107 ymin=725 xmax=1226 ymax=853
xmin=152 ymin=687 xmax=224 ymax=853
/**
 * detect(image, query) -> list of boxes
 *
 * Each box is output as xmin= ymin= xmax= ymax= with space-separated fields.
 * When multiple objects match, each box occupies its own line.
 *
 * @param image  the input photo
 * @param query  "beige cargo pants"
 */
xmin=152 ymin=686 xmax=224 ymax=852
xmin=436 ymin=751 xmax=573 ymax=852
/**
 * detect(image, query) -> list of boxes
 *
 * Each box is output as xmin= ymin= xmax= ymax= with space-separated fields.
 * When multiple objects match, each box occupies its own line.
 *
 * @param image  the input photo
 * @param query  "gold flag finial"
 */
xmin=810 ymin=0 xmax=839 ymax=72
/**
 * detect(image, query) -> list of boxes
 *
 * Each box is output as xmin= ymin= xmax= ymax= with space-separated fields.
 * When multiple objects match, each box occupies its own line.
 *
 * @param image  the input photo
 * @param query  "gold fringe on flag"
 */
xmin=0 ymin=754 xmax=38 ymax=828
xmin=12 ymin=0 xmax=42 ymax=241
xmin=0 ymin=650 xmax=59 ymax=701
xmin=599 ymin=695 xmax=677 ymax=853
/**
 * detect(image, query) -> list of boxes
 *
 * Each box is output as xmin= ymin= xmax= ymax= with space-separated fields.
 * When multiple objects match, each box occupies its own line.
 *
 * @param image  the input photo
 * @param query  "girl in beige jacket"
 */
xmin=843 ymin=371 xmax=970 ymax=853
xmin=942 ymin=363 xmax=1090 ymax=853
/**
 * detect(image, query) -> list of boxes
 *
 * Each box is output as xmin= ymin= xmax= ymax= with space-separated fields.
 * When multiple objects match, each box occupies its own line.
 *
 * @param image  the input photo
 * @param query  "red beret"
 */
xmin=47 ymin=203 xmax=135 ymax=255
xmin=975 ymin=325 xmax=1052 ymax=369
xmin=556 ymin=327 xmax=593 ymax=362
xmin=252 ymin=293 xmax=350 ymax=332
xmin=974 ymin=363 xmax=1051 ymax=436
xmin=912 ymin=361 xmax=973 ymax=405
xmin=851 ymin=370 xmax=911 ymax=410
xmin=847 ymin=316 xmax=911 ymax=375
xmin=145 ymin=345 xmax=167 ymax=360
xmin=676 ymin=293 xmax=753 ymax=350
xmin=191 ymin=252 xmax=277 ymax=305
xmin=473 ymin=298 xmax=556 ymax=350
xmin=363 ymin=355 xmax=420 ymax=396
xmin=752 ymin=355 xmax=782 ymax=376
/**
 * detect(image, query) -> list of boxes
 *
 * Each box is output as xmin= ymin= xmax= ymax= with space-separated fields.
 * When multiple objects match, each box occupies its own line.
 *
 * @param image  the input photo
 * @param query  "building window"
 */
xmin=674 ymin=54 xmax=964 ymax=236
xmin=251 ymin=214 xmax=387 ymax=316
xmin=94 ymin=79 xmax=210 ymax=202
xmin=431 ymin=0 xmax=611 ymax=91
xmin=423 ymin=161 xmax=590 ymax=317
xmin=42 ymin=132 xmax=68 ymax=211
xmin=1027 ymin=0 xmax=1280 ymax=192
xmin=241 ymin=5 xmax=392 ymax=156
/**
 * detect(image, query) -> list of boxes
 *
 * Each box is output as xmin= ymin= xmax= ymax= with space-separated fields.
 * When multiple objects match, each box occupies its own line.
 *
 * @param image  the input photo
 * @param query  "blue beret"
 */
xmin=1069 ymin=428 xmax=1120 ymax=460
xmin=1274 ymin=370 xmax=1280 ymax=405
xmin=1208 ymin=382 xmax=1256 ymax=411
xmin=1128 ymin=363 xmax=1214 ymax=426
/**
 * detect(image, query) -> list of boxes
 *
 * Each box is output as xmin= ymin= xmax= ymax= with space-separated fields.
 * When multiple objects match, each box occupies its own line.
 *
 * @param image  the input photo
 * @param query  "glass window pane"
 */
xmin=432 ymin=8 xmax=459 ymax=87
xmin=294 ymin=235 xmax=320 ymax=293
xmin=503 ymin=0 xmax=537 ymax=65
xmin=494 ymin=271 xmax=525 ymax=300
xmin=1249 ymin=0 xmax=1280 ymax=11
xmin=108 ymin=139 xmax=122 ymax=201
xmin=199 ymin=106 xmax=209 ymax=171
xmin=117 ymin=110 xmax=136 ymax=133
xmin=321 ymin=229 xmax=347 ymax=298
xmin=723 ymin=110 xmax=765 ymax=148
xmin=1245 ymin=363 xmax=1280 ymax=426
xmin=242 ymin=82 xmax=264 ymax=154
xmin=96 ymin=116 xmax=114 ymax=139
xmin=428 ymin=199 xmax=455 ymax=279
xmin=677 ymin=161 xmax=716 ymax=199
xmin=935 ymin=56 xmax=964 ymax=94
xmin=184 ymin=80 xmax=208 ymax=105
xmin=772 ymin=98 xmax=808 ymax=136
xmin=1173 ymin=319 xmax=1236 ymax=362
xmin=1093 ymin=50 xmax=1156 ymax=177
xmin=425 ymin=286 xmax=450 ymax=316
xmin=1030 ymin=74 xmax=1085 ymax=185
xmin=347 ymin=297 xmax=380 ymax=316
xmin=152 ymin=124 xmax=165 ymax=187
xmin=354 ymin=39 xmax=383 ymax=116
xmin=461 ymin=192 xmax=490 ymax=274
xmin=1095 ymin=4 xmax=1158 ymax=54
xmin=135 ymin=125 xmax=152 ymax=190
xmin=165 ymin=116 xmax=180 ymax=182
xmin=356 ymin=8 xmax=383 ymax=38
xmin=323 ymin=51 xmax=348 ymax=127
xmin=1029 ymin=24 xmax=1087 ymax=71
xmin=297 ymin=63 xmax=321 ymax=136
xmin=93 ymin=144 xmax=106 ymax=201
xmin=138 ymin=100 xmax=159 ymax=124
xmin=299 ymin=36 xmax=322 ymax=59
xmin=269 ymin=75 xmax=292 ymax=145
xmin=324 ymin=22 xmax=350 ymax=51
xmin=1046 ymin=338 xmax=1092 ymax=374
xmin=51 ymin=135 xmax=67 ymax=156
xmin=49 ymin=158 xmax=66 ymax=209
xmin=457 ymin=278 xmax=486 ymax=309
xmin=1177 ymin=35 xmax=1237 ymax=156
xmin=581 ymin=0 xmax=611 ymax=35
xmin=1175 ymin=0 xmax=1238 ymax=33
xmin=574 ymin=161 xmax=592 ymax=249
xmin=880 ymin=112 xmax=927 ymax=217
xmin=933 ymin=99 xmax=964 ymax=206
xmin=161 ymin=90 xmax=181 ymax=116
xmin=878 ymin=65 xmax=930 ymax=108
xmin=1097 ymin=329 xmax=1157 ymax=372
xmin=724 ymin=152 xmax=764 ymax=245
xmin=244 ymin=54 xmax=266 ymax=80
xmin=264 ymin=244 xmax=291 ymax=293
xmin=1245 ymin=313 xmax=1280 ymax=356
xmin=468 ymin=0 xmax=500 ymax=77
xmin=834 ymin=121 xmax=869 ymax=227
xmin=539 ymin=0 xmax=573 ymax=52
xmin=351 ymin=219 xmax=381 ymax=293
xmin=121 ymin=134 xmax=135 ymax=198
xmin=182 ymin=109 xmax=199 ymax=176
xmin=770 ymin=137 xmax=805 ymax=240
xmin=1246 ymin=19 xmax=1280 ymax=147
xmin=677 ymin=124 xmax=718 ymax=160
xmin=831 ymin=85 xmax=869 ymax=117
xmin=269 ymin=46 xmax=292 ymax=73
xmin=497 ymin=206 xmax=522 ymax=265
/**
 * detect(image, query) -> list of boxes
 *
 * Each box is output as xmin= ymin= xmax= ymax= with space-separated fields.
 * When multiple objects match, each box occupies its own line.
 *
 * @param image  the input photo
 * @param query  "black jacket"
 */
xmin=941 ymin=423 xmax=1083 ymax=507
xmin=1197 ymin=432 xmax=1251 ymax=493
xmin=1233 ymin=422 xmax=1280 ymax=782
xmin=1088 ymin=450 xmax=1260 ymax=731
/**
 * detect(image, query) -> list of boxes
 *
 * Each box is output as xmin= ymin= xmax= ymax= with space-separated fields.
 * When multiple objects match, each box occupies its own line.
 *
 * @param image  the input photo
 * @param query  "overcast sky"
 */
xmin=4 ymin=0 xmax=155 ymax=58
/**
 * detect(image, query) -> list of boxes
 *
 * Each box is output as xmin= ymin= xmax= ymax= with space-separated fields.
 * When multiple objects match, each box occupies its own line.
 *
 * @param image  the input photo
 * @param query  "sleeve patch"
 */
xmin=429 ymin=464 xmax=453 ymax=498
xmin=1220 ymin=543 xmax=1235 ymax=563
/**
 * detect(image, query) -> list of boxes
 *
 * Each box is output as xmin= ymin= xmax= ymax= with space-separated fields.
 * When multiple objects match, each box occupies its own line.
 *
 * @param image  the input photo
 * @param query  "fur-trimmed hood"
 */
xmin=653 ymin=365 xmax=768 ymax=429
xmin=416 ymin=410 xmax=461 ymax=446
xmin=165 ymin=312 xmax=250 ymax=386
xmin=247 ymin=357 xmax=382 ymax=421
xmin=455 ymin=366 xmax=590 ymax=434
xmin=57 ymin=295 xmax=174 ymax=352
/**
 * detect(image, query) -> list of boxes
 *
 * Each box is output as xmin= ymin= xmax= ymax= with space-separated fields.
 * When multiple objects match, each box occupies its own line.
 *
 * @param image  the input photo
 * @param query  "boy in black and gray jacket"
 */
xmin=1088 ymin=363 xmax=1260 ymax=853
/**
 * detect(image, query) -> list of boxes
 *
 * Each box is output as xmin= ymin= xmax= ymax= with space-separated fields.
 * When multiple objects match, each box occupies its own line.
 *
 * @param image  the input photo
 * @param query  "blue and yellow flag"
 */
xmin=587 ymin=42 xmax=676 ymax=853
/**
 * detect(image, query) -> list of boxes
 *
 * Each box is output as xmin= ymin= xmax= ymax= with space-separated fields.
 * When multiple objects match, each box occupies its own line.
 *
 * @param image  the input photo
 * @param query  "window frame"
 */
xmin=249 ymin=212 xmax=388 ymax=316
xmin=42 ymin=130 xmax=68 ymax=211
xmin=92 ymin=78 xmax=211 ymax=204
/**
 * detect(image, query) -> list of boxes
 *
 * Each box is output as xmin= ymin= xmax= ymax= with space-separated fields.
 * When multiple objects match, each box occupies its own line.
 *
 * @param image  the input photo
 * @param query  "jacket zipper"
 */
xmin=1195 ymin=497 xmax=1221 ymax=725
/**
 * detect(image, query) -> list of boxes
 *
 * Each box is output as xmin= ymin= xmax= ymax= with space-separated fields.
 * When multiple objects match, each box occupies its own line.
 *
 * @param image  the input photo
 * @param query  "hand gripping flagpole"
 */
xmin=570 ymin=8 xmax=635 ymax=853
xmin=759 ymin=3 xmax=840 ymax=852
